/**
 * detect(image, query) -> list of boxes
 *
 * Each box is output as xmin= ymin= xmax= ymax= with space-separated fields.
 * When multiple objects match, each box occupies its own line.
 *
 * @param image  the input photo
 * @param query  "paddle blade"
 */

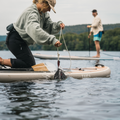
xmin=54 ymin=68 xmax=67 ymax=80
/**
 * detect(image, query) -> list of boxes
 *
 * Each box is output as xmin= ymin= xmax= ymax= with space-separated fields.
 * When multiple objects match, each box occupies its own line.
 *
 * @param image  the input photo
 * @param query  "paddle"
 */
xmin=88 ymin=28 xmax=91 ymax=57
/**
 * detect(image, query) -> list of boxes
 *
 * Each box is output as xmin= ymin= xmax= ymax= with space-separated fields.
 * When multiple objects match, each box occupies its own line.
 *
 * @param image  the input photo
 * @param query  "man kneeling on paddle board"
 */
xmin=87 ymin=9 xmax=104 ymax=58
xmin=0 ymin=0 xmax=65 ymax=68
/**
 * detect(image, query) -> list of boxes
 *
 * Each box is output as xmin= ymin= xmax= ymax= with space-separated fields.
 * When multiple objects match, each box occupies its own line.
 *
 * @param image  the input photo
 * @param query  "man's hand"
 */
xmin=88 ymin=33 xmax=91 ymax=38
xmin=55 ymin=41 xmax=62 ymax=47
xmin=87 ymin=25 xmax=91 ymax=28
xmin=60 ymin=23 xmax=65 ymax=29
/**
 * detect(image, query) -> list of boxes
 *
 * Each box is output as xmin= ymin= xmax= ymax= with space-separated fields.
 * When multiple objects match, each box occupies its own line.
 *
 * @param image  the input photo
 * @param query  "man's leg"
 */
xmin=0 ymin=30 xmax=35 ymax=68
xmin=7 ymin=40 xmax=35 ymax=68
xmin=0 ymin=58 xmax=12 ymax=67
xmin=94 ymin=41 xmax=100 ymax=58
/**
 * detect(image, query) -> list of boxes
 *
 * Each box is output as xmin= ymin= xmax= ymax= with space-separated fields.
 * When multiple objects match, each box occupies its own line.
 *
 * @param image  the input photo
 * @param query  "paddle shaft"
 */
xmin=88 ymin=28 xmax=90 ymax=57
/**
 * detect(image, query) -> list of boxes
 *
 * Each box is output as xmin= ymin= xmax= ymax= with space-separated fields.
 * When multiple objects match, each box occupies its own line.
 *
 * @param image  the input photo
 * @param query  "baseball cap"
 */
xmin=92 ymin=9 xmax=97 ymax=13
xmin=46 ymin=0 xmax=56 ymax=13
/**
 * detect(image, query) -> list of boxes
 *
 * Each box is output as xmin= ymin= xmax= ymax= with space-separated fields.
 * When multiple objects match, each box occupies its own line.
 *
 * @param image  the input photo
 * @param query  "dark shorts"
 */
xmin=6 ymin=29 xmax=36 ymax=68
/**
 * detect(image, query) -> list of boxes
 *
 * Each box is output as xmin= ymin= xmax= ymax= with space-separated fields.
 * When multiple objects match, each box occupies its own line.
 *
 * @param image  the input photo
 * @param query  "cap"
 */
xmin=92 ymin=9 xmax=97 ymax=13
xmin=46 ymin=0 xmax=56 ymax=13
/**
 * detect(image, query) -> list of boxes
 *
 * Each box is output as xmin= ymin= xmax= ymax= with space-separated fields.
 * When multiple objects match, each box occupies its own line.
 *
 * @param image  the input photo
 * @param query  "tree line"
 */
xmin=62 ymin=23 xmax=120 ymax=34
xmin=0 ymin=23 xmax=120 ymax=41
xmin=0 ymin=28 xmax=120 ymax=51
xmin=31 ymin=28 xmax=120 ymax=51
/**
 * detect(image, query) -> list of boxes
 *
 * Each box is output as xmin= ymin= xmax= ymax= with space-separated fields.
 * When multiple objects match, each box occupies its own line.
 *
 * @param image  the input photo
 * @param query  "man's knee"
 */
xmin=11 ymin=59 xmax=28 ymax=68
xmin=26 ymin=59 xmax=36 ymax=68
xmin=95 ymin=41 xmax=99 ymax=45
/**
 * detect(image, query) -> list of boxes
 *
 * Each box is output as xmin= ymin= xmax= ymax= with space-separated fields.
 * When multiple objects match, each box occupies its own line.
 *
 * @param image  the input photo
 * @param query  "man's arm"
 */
xmin=88 ymin=31 xmax=93 ymax=38
xmin=87 ymin=17 xmax=100 ymax=29
xmin=26 ymin=12 xmax=59 ymax=46
xmin=87 ymin=25 xmax=93 ymax=38
xmin=91 ymin=17 xmax=100 ymax=28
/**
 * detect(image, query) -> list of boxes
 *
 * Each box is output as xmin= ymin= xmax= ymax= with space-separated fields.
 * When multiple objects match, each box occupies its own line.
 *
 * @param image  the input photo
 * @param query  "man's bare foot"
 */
xmin=92 ymin=55 xmax=100 ymax=58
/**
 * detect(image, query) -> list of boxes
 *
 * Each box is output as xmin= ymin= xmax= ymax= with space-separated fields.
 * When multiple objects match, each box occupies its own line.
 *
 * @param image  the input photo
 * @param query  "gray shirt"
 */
xmin=13 ymin=4 xmax=62 ymax=46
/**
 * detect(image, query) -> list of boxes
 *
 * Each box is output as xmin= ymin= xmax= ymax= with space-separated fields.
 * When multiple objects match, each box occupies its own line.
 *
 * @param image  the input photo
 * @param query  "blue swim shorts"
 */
xmin=93 ymin=31 xmax=103 ymax=41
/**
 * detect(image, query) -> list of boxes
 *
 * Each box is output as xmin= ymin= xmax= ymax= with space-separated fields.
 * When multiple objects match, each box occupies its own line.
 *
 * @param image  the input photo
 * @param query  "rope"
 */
xmin=57 ymin=28 xmax=62 ymax=62
xmin=61 ymin=29 xmax=72 ymax=70
xmin=57 ymin=28 xmax=72 ymax=71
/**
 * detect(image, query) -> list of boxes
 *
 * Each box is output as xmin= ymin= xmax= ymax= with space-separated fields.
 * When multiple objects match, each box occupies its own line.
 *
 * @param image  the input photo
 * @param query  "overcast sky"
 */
xmin=0 ymin=0 xmax=120 ymax=35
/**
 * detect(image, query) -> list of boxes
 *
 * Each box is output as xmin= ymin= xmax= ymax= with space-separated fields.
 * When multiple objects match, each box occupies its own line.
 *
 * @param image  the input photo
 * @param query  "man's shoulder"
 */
xmin=95 ymin=15 xmax=101 ymax=19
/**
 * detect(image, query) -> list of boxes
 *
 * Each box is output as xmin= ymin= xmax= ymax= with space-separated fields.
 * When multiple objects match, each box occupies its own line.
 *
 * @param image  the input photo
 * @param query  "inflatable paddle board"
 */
xmin=0 ymin=63 xmax=111 ymax=83
xmin=33 ymin=54 xmax=120 ymax=60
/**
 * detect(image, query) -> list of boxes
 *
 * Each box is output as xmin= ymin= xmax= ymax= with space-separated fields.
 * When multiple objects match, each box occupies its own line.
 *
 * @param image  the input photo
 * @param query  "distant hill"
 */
xmin=42 ymin=28 xmax=120 ymax=51
xmin=0 ymin=28 xmax=120 ymax=51
xmin=62 ymin=23 xmax=120 ymax=34
xmin=0 ymin=23 xmax=120 ymax=42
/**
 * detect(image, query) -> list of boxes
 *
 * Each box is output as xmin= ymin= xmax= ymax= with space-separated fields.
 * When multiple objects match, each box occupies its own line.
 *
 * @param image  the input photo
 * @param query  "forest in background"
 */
xmin=1 ymin=23 xmax=120 ymax=41
xmin=42 ymin=28 xmax=120 ymax=51
xmin=0 ymin=24 xmax=120 ymax=51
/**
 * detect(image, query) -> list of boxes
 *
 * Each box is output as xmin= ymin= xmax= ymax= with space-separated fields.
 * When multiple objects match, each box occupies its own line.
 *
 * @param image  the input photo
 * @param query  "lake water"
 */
xmin=0 ymin=51 xmax=120 ymax=120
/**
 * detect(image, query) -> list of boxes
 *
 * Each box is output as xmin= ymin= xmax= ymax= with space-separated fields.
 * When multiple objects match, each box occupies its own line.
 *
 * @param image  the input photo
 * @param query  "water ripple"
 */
xmin=0 ymin=51 xmax=120 ymax=120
